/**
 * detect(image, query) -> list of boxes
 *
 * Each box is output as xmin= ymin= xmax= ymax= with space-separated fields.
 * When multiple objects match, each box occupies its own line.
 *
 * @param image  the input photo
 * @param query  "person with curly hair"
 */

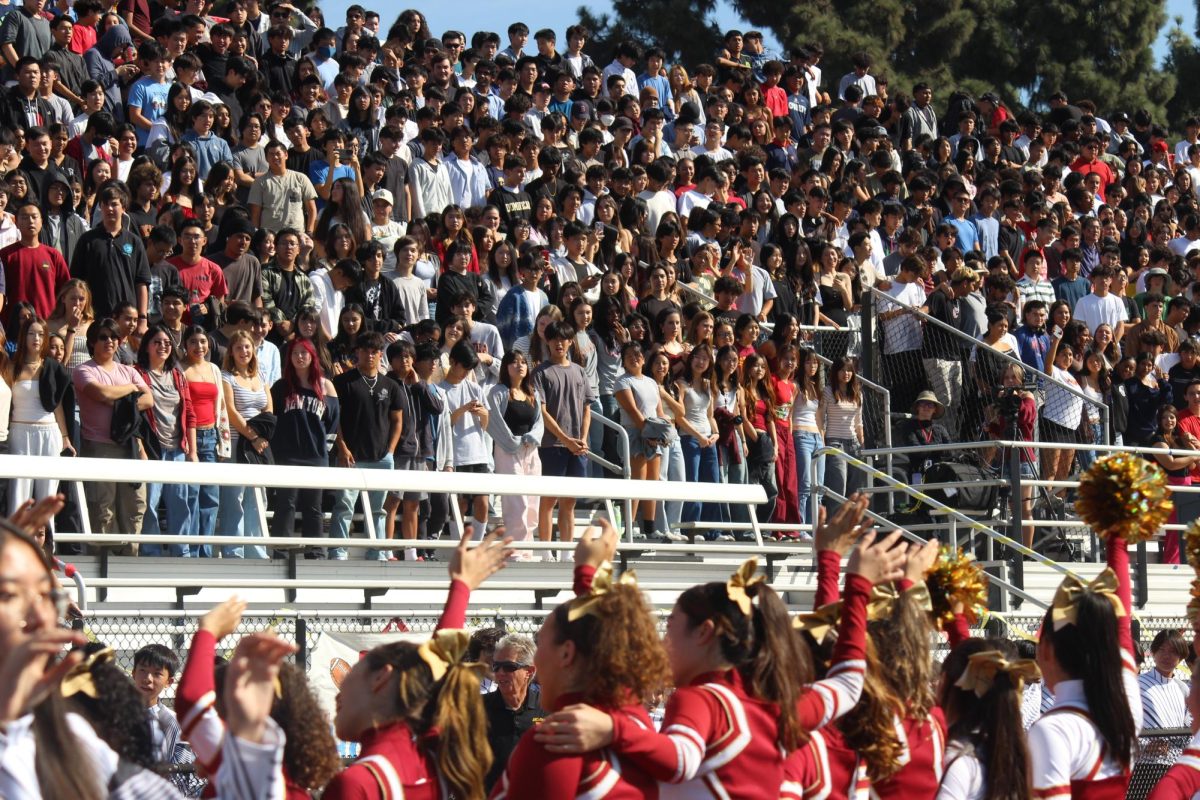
xmin=535 ymin=509 xmax=905 ymax=797
xmin=490 ymin=520 xmax=671 ymax=798
xmin=178 ymin=526 xmax=512 ymax=800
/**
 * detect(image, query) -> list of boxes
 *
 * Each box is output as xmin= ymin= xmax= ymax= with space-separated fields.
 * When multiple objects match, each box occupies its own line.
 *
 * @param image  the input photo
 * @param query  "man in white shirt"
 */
xmin=691 ymin=118 xmax=733 ymax=163
xmin=677 ymin=166 xmax=719 ymax=220
xmin=444 ymin=126 xmax=489 ymax=209
xmin=1072 ymin=265 xmax=1127 ymax=340
xmin=601 ymin=41 xmax=639 ymax=98
xmin=836 ymin=51 xmax=877 ymax=101
xmin=878 ymin=255 xmax=928 ymax=412
xmin=550 ymin=221 xmax=603 ymax=303
xmin=637 ymin=159 xmax=676 ymax=234
xmin=309 ymin=258 xmax=361 ymax=339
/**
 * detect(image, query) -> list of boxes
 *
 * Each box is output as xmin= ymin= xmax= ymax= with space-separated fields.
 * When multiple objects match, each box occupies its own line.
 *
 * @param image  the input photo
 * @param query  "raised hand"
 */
xmin=846 ymin=530 xmax=907 ymax=585
xmin=574 ymin=518 xmax=619 ymax=569
xmin=222 ymin=632 xmax=297 ymax=743
xmin=200 ymin=596 xmax=248 ymax=641
xmin=449 ymin=526 xmax=514 ymax=590
xmin=814 ymin=493 xmax=870 ymax=557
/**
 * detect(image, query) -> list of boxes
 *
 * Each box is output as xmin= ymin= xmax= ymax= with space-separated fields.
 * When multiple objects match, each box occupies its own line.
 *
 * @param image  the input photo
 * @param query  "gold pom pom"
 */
xmin=1186 ymin=520 xmax=1200 ymax=574
xmin=1188 ymin=578 xmax=1200 ymax=629
xmin=924 ymin=545 xmax=988 ymax=629
xmin=1074 ymin=452 xmax=1173 ymax=544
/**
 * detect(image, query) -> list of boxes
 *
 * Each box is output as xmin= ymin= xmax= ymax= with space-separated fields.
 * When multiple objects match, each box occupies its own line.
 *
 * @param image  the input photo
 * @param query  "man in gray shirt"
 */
xmin=532 ymin=320 xmax=593 ymax=556
xmin=0 ymin=0 xmax=51 ymax=80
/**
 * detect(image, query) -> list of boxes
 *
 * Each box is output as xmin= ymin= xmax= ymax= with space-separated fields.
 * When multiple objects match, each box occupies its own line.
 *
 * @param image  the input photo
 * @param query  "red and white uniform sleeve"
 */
xmin=176 ymin=629 xmax=228 ymax=774
xmin=814 ymin=550 xmax=843 ymax=608
xmin=796 ymin=573 xmax=871 ymax=730
xmin=574 ymin=564 xmax=597 ymax=596
xmin=1147 ymin=731 xmax=1200 ymax=800
xmin=608 ymin=685 xmax=717 ymax=783
xmin=435 ymin=578 xmax=470 ymax=630
xmin=1108 ymin=535 xmax=1143 ymax=735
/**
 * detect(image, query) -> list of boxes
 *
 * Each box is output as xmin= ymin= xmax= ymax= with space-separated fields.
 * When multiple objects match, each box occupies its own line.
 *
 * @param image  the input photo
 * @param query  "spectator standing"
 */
xmin=438 ymin=340 xmax=492 ymax=541
xmin=878 ymin=255 xmax=928 ymax=413
xmin=533 ymin=321 xmax=592 ymax=553
xmin=269 ymin=338 xmax=339 ymax=558
xmin=72 ymin=317 xmax=152 ymax=542
xmin=820 ymin=355 xmax=865 ymax=510
xmin=922 ymin=269 xmax=968 ymax=437
xmin=69 ymin=185 xmax=150 ymax=327
xmin=217 ymin=330 xmax=271 ymax=559
xmin=7 ymin=315 xmax=73 ymax=513
xmin=248 ymin=139 xmax=318 ymax=234
xmin=133 ymin=323 xmax=193 ymax=557
xmin=487 ymin=350 xmax=543 ymax=557
xmin=330 ymin=332 xmax=404 ymax=561
xmin=180 ymin=323 xmax=228 ymax=557
xmin=1 ymin=202 xmax=69 ymax=323
xmin=675 ymin=343 xmax=722 ymax=533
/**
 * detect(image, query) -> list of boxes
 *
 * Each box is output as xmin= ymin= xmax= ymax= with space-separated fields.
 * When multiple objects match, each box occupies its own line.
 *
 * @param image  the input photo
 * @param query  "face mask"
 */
xmin=318 ymin=45 xmax=335 ymax=59
xmin=600 ymin=114 xmax=615 ymax=127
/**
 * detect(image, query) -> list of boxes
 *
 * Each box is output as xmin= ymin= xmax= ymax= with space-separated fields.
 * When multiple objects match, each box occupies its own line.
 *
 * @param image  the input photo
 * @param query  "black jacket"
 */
xmin=483 ymin=686 xmax=545 ymax=791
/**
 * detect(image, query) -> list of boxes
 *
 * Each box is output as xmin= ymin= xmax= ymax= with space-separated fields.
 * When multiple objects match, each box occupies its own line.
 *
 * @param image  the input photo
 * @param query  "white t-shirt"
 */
xmin=733 ymin=265 xmax=779 ymax=316
xmin=880 ymin=280 xmax=927 ymax=354
xmin=1073 ymin=292 xmax=1127 ymax=334
xmin=437 ymin=378 xmax=490 ymax=466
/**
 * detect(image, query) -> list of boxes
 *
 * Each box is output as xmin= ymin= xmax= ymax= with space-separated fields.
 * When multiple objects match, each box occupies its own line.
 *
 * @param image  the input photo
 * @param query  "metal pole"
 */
xmin=1009 ymin=445 xmax=1025 ymax=596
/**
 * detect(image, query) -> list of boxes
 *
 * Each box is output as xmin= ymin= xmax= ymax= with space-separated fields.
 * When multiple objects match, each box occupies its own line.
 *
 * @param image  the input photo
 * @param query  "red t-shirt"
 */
xmin=0 ymin=241 xmax=70 ymax=321
xmin=170 ymin=256 xmax=228 ymax=307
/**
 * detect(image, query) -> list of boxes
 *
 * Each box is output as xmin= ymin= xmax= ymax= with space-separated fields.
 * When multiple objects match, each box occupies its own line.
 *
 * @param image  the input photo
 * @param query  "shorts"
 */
xmin=1038 ymin=414 xmax=1077 ymax=444
xmin=539 ymin=446 xmax=589 ymax=478
xmin=388 ymin=457 xmax=427 ymax=502
xmin=456 ymin=462 xmax=491 ymax=503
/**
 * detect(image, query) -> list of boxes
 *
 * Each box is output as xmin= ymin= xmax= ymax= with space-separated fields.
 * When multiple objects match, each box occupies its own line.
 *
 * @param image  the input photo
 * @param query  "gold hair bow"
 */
xmin=567 ymin=561 xmax=639 ymax=622
xmin=1050 ymin=568 xmax=1125 ymax=631
xmin=867 ymin=582 xmax=933 ymax=621
xmin=793 ymin=602 xmax=843 ymax=642
xmin=60 ymin=647 xmax=114 ymax=699
xmin=417 ymin=629 xmax=474 ymax=682
xmin=953 ymin=650 xmax=1042 ymax=697
xmin=726 ymin=558 xmax=766 ymax=616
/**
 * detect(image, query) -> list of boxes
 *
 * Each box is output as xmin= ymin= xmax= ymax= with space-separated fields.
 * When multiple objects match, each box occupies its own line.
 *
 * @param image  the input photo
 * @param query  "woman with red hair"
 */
xmin=270 ymin=338 xmax=340 ymax=557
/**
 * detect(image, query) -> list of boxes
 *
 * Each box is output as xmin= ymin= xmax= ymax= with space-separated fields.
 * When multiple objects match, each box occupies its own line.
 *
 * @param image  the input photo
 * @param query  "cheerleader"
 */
xmin=791 ymin=497 xmax=961 ymax=800
xmin=1027 ymin=528 xmax=1141 ymax=799
xmin=490 ymin=522 xmax=672 ymax=799
xmin=535 ymin=513 xmax=907 ymax=798
xmin=175 ymin=528 xmax=513 ymax=800
xmin=0 ymin=497 xmax=288 ymax=799
xmin=937 ymin=640 xmax=1040 ymax=800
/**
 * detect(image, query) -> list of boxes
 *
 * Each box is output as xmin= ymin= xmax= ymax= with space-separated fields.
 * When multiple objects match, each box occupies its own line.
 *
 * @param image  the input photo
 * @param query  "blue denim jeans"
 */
xmin=188 ymin=429 xmax=221 ymax=557
xmin=330 ymin=455 xmax=393 ymax=560
xmin=824 ymin=437 xmax=864 ymax=512
xmin=218 ymin=481 xmax=269 ymax=559
xmin=655 ymin=436 xmax=685 ymax=534
xmin=680 ymin=434 xmax=722 ymax=533
xmin=793 ymin=430 xmax=825 ymax=528
xmin=143 ymin=448 xmax=192 ymax=557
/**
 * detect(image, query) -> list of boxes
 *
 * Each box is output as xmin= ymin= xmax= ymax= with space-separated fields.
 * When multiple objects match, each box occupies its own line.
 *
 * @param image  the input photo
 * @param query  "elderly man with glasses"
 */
xmin=483 ymin=632 xmax=544 ymax=791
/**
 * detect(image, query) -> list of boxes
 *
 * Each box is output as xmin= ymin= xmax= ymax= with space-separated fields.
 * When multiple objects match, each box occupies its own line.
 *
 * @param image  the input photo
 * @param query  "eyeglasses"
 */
xmin=493 ymin=660 xmax=531 ymax=673
xmin=95 ymin=334 xmax=116 ymax=342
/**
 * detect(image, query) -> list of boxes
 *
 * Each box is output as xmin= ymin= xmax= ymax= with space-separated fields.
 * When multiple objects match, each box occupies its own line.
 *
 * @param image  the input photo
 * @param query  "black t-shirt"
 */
xmin=386 ymin=370 xmax=418 ymax=459
xmin=1168 ymin=363 xmax=1200 ymax=404
xmin=331 ymin=368 xmax=405 ymax=462
xmin=287 ymin=147 xmax=318 ymax=178
xmin=922 ymin=288 xmax=962 ymax=360
xmin=487 ymin=186 xmax=533 ymax=224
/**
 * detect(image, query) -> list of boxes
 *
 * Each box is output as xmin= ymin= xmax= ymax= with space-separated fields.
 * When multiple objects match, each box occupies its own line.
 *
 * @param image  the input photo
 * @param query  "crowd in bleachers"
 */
xmin=2 ymin=0 xmax=1200 ymax=558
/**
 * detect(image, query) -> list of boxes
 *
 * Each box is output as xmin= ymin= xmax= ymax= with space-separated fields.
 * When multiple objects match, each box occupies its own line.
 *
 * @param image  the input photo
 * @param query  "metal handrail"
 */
xmin=586 ymin=411 xmax=636 ymax=542
xmin=866 ymin=285 xmax=1110 ymax=444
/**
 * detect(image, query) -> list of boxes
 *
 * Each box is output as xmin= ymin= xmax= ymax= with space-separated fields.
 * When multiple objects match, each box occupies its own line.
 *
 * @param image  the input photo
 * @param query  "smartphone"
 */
xmin=338 ymin=148 xmax=352 ymax=161
xmin=593 ymin=221 xmax=603 ymax=234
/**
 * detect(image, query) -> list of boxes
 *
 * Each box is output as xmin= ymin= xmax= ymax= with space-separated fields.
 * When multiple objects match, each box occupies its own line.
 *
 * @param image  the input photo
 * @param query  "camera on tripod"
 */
xmin=994 ymin=376 xmax=1038 ymax=417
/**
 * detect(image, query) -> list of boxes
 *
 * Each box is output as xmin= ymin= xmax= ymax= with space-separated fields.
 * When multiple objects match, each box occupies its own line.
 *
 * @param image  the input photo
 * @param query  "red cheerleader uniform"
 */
xmin=1027 ymin=536 xmax=1142 ymax=799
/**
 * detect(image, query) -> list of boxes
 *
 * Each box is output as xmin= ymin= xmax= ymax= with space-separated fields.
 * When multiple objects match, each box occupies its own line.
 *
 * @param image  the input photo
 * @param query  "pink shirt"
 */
xmin=73 ymin=359 xmax=148 ymax=444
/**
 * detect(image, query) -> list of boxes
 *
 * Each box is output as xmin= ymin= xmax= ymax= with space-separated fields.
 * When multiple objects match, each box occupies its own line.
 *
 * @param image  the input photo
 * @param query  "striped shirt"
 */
xmin=1139 ymin=668 xmax=1191 ymax=729
xmin=821 ymin=385 xmax=862 ymax=442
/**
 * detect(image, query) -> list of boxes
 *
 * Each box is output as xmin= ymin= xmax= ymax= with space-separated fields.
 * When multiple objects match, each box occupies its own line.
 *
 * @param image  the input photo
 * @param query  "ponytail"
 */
xmin=1040 ymin=594 xmax=1136 ymax=768
xmin=939 ymin=639 xmax=1033 ymax=800
xmin=676 ymin=578 xmax=813 ymax=751
xmin=870 ymin=588 xmax=936 ymax=717
xmin=363 ymin=641 xmax=490 ymax=800
xmin=837 ymin=638 xmax=905 ymax=781
xmin=34 ymin=693 xmax=106 ymax=800
xmin=426 ymin=662 xmax=491 ymax=800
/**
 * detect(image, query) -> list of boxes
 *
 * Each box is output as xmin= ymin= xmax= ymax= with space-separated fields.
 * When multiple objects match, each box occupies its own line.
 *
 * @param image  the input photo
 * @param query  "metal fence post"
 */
xmin=296 ymin=616 xmax=308 ymax=669
xmin=1008 ymin=444 xmax=1025 ymax=597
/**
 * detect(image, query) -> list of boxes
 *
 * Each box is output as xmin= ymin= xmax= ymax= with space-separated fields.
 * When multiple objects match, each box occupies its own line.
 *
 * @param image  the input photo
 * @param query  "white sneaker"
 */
xmin=665 ymin=531 xmax=687 ymax=542
xmin=717 ymin=534 xmax=736 ymax=542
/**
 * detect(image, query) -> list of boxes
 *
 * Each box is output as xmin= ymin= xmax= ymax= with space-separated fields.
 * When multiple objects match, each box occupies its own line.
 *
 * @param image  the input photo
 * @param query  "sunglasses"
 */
xmin=492 ymin=660 xmax=531 ymax=673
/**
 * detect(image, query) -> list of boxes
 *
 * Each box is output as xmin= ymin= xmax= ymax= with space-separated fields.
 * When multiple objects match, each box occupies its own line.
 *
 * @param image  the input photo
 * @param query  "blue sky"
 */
xmin=338 ymin=0 xmax=1193 ymax=66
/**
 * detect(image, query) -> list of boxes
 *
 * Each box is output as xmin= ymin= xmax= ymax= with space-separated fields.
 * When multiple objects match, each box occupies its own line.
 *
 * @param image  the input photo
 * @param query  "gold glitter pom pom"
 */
xmin=1188 ymin=578 xmax=1200 ymax=629
xmin=1186 ymin=520 xmax=1200 ymax=574
xmin=924 ymin=545 xmax=988 ymax=629
xmin=1074 ymin=452 xmax=1173 ymax=544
